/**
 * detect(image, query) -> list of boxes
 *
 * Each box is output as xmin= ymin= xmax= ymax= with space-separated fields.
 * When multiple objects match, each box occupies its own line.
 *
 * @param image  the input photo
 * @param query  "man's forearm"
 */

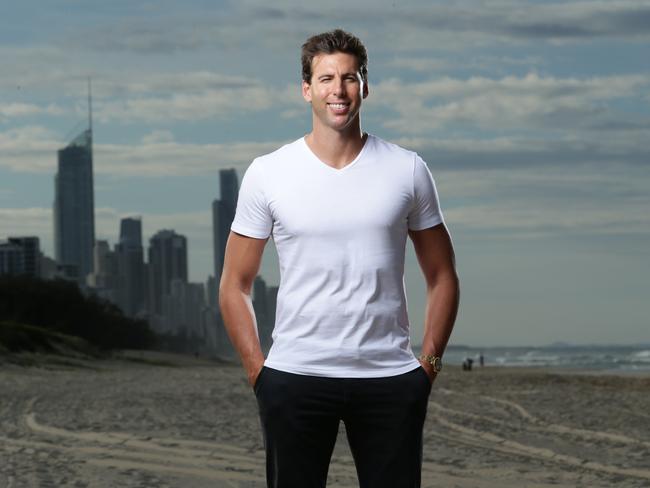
xmin=219 ymin=287 xmax=265 ymax=383
xmin=421 ymin=271 xmax=460 ymax=358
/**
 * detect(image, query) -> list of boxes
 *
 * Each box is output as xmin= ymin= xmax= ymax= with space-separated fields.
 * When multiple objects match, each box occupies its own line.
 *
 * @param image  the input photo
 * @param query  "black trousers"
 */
xmin=254 ymin=366 xmax=432 ymax=488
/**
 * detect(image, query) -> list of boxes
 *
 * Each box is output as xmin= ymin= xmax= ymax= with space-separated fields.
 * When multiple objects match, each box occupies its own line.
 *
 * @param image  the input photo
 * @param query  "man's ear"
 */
xmin=362 ymin=80 xmax=369 ymax=99
xmin=302 ymin=80 xmax=312 ymax=103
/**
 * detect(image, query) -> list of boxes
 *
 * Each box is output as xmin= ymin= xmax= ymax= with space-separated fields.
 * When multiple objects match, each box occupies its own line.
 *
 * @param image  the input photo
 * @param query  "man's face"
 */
xmin=302 ymin=51 xmax=368 ymax=133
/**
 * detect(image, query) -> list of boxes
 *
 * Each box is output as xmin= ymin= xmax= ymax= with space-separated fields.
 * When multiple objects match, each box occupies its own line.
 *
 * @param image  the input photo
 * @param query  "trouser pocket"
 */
xmin=253 ymin=366 xmax=267 ymax=395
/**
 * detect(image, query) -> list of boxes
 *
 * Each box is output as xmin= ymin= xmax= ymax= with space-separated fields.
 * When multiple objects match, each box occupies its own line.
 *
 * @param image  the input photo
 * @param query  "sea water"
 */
xmin=415 ymin=344 xmax=650 ymax=373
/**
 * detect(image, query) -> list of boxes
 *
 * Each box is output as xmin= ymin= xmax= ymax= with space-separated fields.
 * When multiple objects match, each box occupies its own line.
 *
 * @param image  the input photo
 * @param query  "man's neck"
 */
xmin=305 ymin=122 xmax=366 ymax=170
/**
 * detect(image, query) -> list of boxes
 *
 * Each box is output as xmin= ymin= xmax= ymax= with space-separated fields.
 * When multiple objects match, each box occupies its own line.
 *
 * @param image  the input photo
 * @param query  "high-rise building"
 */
xmin=212 ymin=168 xmax=239 ymax=281
xmin=0 ymin=237 xmax=41 ymax=277
xmin=53 ymin=127 xmax=95 ymax=284
xmin=148 ymin=230 xmax=188 ymax=318
xmin=87 ymin=240 xmax=118 ymax=303
xmin=39 ymin=253 xmax=58 ymax=280
xmin=220 ymin=169 xmax=239 ymax=208
xmin=119 ymin=217 xmax=142 ymax=248
xmin=165 ymin=279 xmax=205 ymax=337
xmin=211 ymin=169 xmax=239 ymax=358
xmin=116 ymin=217 xmax=145 ymax=317
xmin=0 ymin=241 xmax=22 ymax=276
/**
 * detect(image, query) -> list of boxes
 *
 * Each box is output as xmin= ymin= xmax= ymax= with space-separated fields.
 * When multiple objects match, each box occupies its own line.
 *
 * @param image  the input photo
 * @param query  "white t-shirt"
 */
xmin=231 ymin=134 xmax=445 ymax=378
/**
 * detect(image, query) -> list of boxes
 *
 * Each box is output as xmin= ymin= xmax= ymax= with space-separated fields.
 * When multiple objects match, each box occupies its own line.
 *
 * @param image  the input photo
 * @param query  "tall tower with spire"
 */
xmin=53 ymin=79 xmax=95 ymax=283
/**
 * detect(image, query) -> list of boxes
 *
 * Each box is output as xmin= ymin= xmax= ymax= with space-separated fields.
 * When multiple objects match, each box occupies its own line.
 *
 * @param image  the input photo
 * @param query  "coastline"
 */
xmin=1 ymin=352 xmax=649 ymax=487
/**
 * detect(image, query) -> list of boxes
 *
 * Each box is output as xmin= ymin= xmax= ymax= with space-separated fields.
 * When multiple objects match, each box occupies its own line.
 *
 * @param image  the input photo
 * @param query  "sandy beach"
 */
xmin=1 ymin=351 xmax=649 ymax=488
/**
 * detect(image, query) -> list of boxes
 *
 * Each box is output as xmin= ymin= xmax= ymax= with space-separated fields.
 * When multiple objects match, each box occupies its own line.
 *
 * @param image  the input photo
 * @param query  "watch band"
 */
xmin=419 ymin=354 xmax=442 ymax=373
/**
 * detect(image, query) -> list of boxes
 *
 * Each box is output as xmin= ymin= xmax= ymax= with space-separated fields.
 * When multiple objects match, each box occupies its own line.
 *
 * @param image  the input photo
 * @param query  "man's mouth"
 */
xmin=328 ymin=103 xmax=349 ymax=110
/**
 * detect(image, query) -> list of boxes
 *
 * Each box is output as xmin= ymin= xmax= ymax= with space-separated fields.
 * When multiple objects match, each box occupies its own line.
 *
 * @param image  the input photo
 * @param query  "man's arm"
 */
xmin=408 ymin=223 xmax=460 ymax=382
xmin=219 ymin=231 xmax=268 ymax=387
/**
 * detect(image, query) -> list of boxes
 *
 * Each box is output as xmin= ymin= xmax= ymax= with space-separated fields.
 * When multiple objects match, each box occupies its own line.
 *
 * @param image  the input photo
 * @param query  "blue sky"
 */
xmin=1 ymin=0 xmax=649 ymax=347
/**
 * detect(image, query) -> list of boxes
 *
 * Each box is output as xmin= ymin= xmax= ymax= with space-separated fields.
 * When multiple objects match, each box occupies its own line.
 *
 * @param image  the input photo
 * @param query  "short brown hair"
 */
xmin=301 ymin=29 xmax=368 ymax=84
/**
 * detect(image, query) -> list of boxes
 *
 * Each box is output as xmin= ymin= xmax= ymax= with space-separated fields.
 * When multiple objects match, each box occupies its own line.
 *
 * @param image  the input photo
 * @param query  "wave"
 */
xmin=442 ymin=346 xmax=650 ymax=371
xmin=630 ymin=350 xmax=650 ymax=362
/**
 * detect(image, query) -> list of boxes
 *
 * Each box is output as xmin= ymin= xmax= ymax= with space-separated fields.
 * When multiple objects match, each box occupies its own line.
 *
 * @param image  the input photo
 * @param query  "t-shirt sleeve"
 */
xmin=230 ymin=159 xmax=273 ymax=239
xmin=407 ymin=155 xmax=445 ymax=231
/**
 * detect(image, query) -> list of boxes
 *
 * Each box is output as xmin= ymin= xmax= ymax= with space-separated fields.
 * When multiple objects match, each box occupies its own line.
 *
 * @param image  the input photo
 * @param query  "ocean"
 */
xmin=415 ymin=344 xmax=650 ymax=374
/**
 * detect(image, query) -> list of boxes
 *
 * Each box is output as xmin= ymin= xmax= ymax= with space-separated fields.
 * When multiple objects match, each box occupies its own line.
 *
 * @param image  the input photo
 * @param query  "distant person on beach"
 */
xmin=219 ymin=29 xmax=460 ymax=488
xmin=463 ymin=357 xmax=474 ymax=371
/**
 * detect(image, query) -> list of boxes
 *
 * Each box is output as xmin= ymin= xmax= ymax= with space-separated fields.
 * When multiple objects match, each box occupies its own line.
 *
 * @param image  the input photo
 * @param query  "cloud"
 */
xmin=394 ymin=133 xmax=650 ymax=171
xmin=94 ymin=138 xmax=285 ymax=176
xmin=88 ymin=74 xmax=304 ymax=123
xmin=89 ymin=71 xmax=263 ymax=98
xmin=0 ymin=102 xmax=64 ymax=120
xmin=65 ymin=19 xmax=213 ymax=54
xmin=388 ymin=1 xmax=650 ymax=46
xmin=382 ymin=58 xmax=455 ymax=73
xmin=0 ymin=46 xmax=94 ymax=99
xmin=0 ymin=126 xmax=62 ymax=173
xmin=0 ymin=43 xmax=289 ymax=121
xmin=0 ymin=126 xmax=288 ymax=176
xmin=434 ymin=164 xmax=650 ymax=239
xmin=141 ymin=130 xmax=175 ymax=144
xmin=64 ymin=1 xmax=650 ymax=56
xmin=95 ymin=86 xmax=276 ymax=122
xmin=447 ymin=198 xmax=650 ymax=239
xmin=0 ymin=207 xmax=51 ymax=241
xmin=381 ymin=55 xmax=546 ymax=74
xmin=370 ymin=72 xmax=650 ymax=134
xmin=501 ymin=1 xmax=650 ymax=41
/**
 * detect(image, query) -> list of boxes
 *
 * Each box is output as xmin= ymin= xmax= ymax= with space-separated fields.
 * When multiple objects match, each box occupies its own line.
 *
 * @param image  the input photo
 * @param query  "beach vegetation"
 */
xmin=0 ymin=275 xmax=155 ymax=352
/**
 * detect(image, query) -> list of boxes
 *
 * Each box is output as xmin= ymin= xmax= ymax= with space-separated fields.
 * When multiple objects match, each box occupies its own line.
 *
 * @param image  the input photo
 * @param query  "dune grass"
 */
xmin=0 ymin=320 xmax=101 ymax=358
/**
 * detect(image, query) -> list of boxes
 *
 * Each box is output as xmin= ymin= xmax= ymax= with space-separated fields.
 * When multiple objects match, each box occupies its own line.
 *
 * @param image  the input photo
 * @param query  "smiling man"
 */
xmin=219 ymin=29 xmax=459 ymax=488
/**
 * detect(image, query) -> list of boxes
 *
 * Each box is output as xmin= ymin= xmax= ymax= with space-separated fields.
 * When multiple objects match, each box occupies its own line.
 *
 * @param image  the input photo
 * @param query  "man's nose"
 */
xmin=332 ymin=77 xmax=345 ymax=96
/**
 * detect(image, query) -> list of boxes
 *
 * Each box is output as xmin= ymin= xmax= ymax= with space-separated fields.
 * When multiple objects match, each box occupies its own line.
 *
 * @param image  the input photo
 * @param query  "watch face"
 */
xmin=433 ymin=357 xmax=442 ymax=372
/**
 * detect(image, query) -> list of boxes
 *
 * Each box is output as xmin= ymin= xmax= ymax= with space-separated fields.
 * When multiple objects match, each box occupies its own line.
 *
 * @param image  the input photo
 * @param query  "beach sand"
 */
xmin=1 ymin=351 xmax=649 ymax=488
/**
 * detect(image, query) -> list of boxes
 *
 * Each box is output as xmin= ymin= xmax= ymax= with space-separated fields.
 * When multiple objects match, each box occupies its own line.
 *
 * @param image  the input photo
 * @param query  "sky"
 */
xmin=1 ymin=0 xmax=649 ymax=347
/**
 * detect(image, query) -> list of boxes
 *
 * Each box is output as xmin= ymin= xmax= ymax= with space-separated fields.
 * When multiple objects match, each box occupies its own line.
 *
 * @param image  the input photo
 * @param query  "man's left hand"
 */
xmin=419 ymin=360 xmax=437 ymax=385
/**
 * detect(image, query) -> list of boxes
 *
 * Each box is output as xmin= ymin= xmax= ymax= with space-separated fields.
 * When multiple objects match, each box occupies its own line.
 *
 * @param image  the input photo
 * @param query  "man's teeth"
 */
xmin=329 ymin=103 xmax=348 ymax=109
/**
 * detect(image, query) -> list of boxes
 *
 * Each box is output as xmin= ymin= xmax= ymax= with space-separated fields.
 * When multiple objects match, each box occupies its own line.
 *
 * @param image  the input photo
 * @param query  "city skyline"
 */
xmin=1 ymin=1 xmax=649 ymax=347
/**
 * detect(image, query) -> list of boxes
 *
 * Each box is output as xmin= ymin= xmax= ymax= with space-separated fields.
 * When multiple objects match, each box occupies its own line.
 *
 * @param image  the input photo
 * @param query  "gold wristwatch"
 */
xmin=419 ymin=354 xmax=442 ymax=373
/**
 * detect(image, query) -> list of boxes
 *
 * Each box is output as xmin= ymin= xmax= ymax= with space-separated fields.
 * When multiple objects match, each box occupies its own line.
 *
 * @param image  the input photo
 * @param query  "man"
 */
xmin=219 ymin=29 xmax=459 ymax=488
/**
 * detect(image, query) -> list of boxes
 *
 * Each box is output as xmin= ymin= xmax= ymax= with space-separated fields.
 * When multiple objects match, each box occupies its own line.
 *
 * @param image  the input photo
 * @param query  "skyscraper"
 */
xmin=87 ymin=239 xmax=118 ymax=303
xmin=212 ymin=168 xmax=239 ymax=281
xmin=211 ymin=169 xmax=239 ymax=357
xmin=0 ymin=241 xmax=23 ymax=276
xmin=0 ymin=237 xmax=41 ymax=277
xmin=148 ymin=229 xmax=188 ymax=317
xmin=116 ymin=217 xmax=145 ymax=317
xmin=53 ymin=85 xmax=95 ymax=285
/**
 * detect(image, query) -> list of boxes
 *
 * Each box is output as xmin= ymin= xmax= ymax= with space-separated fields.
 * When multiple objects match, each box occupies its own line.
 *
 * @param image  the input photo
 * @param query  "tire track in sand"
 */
xmin=479 ymin=394 xmax=650 ymax=448
xmin=20 ymin=406 xmax=361 ymax=485
xmin=435 ymin=388 xmax=650 ymax=448
xmin=19 ymin=402 xmax=264 ymax=485
xmin=429 ymin=400 xmax=650 ymax=482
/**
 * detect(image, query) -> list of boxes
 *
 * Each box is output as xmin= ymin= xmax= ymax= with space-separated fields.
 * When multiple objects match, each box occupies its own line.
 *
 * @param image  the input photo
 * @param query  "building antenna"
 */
xmin=87 ymin=76 xmax=93 ymax=136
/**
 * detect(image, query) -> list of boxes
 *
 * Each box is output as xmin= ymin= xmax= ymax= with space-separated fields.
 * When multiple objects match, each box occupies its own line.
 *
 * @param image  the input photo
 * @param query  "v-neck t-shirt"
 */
xmin=231 ymin=134 xmax=445 ymax=378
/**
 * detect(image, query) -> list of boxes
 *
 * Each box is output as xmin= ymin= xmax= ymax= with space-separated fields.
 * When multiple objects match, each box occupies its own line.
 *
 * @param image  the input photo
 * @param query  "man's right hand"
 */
xmin=248 ymin=362 xmax=265 ymax=388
